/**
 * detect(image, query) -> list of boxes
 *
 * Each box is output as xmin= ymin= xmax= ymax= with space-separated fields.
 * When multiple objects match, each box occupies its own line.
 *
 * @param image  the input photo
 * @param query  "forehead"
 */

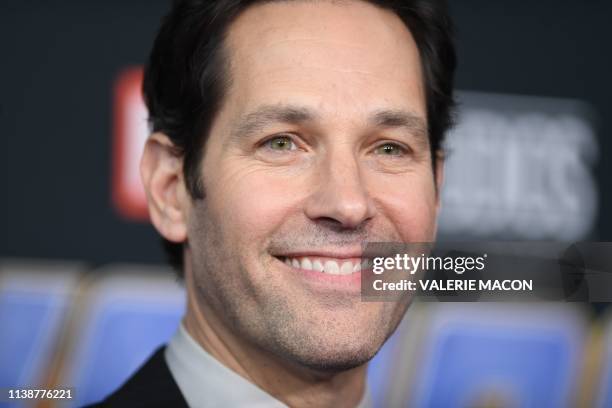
xmin=224 ymin=0 xmax=426 ymax=120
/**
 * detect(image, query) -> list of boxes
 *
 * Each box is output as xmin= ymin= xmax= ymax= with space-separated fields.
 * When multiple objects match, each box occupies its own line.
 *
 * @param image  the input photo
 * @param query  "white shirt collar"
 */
xmin=165 ymin=323 xmax=373 ymax=408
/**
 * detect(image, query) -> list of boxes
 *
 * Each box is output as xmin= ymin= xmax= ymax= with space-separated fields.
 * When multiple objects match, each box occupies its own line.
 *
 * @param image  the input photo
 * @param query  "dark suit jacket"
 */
xmin=85 ymin=346 xmax=189 ymax=408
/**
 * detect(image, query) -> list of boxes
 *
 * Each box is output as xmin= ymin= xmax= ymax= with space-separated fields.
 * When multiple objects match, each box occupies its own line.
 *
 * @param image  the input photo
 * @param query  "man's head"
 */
xmin=141 ymin=0 xmax=455 ymax=373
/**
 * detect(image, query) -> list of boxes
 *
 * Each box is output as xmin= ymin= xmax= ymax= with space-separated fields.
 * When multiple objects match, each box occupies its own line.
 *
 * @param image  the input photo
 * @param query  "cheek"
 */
xmin=206 ymin=164 xmax=305 ymax=244
xmin=372 ymin=172 xmax=438 ymax=241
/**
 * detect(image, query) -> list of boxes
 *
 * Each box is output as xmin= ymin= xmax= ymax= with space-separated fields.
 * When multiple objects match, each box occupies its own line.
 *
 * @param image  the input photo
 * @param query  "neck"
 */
xmin=183 ymin=273 xmax=367 ymax=408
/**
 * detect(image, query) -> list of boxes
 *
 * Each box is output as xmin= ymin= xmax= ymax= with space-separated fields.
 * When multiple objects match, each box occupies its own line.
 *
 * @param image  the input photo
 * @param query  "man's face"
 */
xmin=185 ymin=0 xmax=440 ymax=371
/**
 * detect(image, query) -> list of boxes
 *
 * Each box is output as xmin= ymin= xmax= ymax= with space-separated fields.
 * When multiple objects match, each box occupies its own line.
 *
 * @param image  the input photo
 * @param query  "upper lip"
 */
xmin=273 ymin=249 xmax=365 ymax=259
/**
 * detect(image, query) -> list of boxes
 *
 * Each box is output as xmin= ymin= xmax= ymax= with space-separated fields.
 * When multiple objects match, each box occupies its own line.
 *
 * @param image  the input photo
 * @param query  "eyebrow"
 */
xmin=231 ymin=104 xmax=317 ymax=142
xmin=370 ymin=109 xmax=429 ymax=147
xmin=231 ymin=104 xmax=428 ymax=145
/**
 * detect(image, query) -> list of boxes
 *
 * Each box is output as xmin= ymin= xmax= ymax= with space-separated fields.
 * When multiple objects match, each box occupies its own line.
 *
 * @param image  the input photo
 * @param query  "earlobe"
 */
xmin=140 ymin=132 xmax=189 ymax=243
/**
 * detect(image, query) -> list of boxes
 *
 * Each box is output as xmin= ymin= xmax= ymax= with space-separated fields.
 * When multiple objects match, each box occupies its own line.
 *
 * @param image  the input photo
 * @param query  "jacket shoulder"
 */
xmin=84 ymin=346 xmax=188 ymax=408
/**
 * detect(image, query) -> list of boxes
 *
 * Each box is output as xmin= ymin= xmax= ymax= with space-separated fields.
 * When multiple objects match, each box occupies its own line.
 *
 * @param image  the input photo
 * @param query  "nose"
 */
xmin=304 ymin=148 xmax=377 ymax=228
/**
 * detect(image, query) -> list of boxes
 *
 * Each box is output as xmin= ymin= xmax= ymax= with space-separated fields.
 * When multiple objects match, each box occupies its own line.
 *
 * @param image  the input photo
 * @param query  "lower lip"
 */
xmin=276 ymin=257 xmax=370 ymax=293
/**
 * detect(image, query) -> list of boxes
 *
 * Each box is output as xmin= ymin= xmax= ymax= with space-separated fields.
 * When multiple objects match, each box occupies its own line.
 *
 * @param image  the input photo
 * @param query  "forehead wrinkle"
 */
xmin=231 ymin=104 xmax=318 ymax=141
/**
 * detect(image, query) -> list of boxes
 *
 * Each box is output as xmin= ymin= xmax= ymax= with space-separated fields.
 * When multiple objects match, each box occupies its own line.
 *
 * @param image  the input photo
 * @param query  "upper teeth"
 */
xmin=282 ymin=257 xmax=368 ymax=275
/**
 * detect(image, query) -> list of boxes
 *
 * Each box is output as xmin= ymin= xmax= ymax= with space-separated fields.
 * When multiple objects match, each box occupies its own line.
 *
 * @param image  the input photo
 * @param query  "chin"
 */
xmin=270 ymin=327 xmax=386 ymax=374
xmin=293 ymin=349 xmax=376 ymax=373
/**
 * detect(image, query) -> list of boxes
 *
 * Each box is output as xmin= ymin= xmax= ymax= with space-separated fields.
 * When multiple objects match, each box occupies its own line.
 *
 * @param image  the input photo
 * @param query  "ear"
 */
xmin=140 ymin=132 xmax=189 ymax=243
xmin=434 ymin=150 xmax=445 ymax=211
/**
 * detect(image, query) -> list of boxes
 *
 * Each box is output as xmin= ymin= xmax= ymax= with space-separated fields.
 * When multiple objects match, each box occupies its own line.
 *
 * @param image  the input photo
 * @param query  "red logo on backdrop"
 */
xmin=112 ymin=67 xmax=150 ymax=221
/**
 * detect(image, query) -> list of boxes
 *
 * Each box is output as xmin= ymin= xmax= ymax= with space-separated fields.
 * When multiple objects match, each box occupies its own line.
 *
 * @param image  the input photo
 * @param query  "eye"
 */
xmin=374 ymin=142 xmax=408 ymax=156
xmin=262 ymin=135 xmax=298 ymax=151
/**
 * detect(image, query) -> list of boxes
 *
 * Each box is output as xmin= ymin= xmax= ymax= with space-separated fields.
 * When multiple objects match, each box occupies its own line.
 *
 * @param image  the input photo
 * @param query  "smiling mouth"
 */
xmin=277 ymin=256 xmax=370 ymax=276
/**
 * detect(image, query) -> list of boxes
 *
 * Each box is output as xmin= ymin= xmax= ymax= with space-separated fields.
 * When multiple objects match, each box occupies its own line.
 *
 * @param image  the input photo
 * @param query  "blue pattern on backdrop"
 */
xmin=413 ymin=325 xmax=574 ymax=408
xmin=69 ymin=298 xmax=183 ymax=407
xmin=0 ymin=291 xmax=67 ymax=388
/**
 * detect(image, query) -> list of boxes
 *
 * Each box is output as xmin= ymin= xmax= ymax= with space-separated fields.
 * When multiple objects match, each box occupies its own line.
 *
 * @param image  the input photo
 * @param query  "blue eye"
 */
xmin=264 ymin=135 xmax=297 ymax=151
xmin=375 ymin=143 xmax=405 ymax=156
